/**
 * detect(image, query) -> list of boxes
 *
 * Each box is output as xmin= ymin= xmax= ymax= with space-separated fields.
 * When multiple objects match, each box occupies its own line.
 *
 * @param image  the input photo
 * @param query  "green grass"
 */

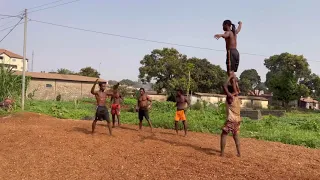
xmin=22 ymin=98 xmax=320 ymax=149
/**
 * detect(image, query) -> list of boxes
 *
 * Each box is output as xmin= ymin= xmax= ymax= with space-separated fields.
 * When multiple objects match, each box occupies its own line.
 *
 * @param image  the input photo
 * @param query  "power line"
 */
xmin=0 ymin=21 xmax=25 ymax=32
xmin=28 ymin=0 xmax=65 ymax=10
xmin=0 ymin=14 xmax=22 ymax=20
xmin=30 ymin=19 xmax=271 ymax=58
xmin=0 ymin=18 xmax=23 ymax=43
xmin=0 ymin=19 xmax=18 ymax=28
xmin=28 ymin=0 xmax=82 ymax=14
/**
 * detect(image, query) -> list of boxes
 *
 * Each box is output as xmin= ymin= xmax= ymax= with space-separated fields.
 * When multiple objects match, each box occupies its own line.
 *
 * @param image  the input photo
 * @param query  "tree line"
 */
xmin=138 ymin=48 xmax=320 ymax=106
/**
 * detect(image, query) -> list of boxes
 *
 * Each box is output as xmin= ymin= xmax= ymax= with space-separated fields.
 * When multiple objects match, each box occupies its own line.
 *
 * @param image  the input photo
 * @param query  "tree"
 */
xmin=187 ymin=57 xmax=226 ymax=93
xmin=139 ymin=48 xmax=190 ymax=93
xmin=300 ymin=73 xmax=320 ymax=99
xmin=119 ymin=79 xmax=136 ymax=86
xmin=78 ymin=67 xmax=100 ymax=78
xmin=55 ymin=68 xmax=76 ymax=75
xmin=108 ymin=80 xmax=118 ymax=86
xmin=264 ymin=53 xmax=311 ymax=106
xmin=239 ymin=69 xmax=261 ymax=95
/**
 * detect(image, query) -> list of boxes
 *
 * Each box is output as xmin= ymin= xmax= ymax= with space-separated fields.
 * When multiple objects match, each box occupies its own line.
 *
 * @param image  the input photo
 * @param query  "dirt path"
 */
xmin=1 ymin=112 xmax=319 ymax=180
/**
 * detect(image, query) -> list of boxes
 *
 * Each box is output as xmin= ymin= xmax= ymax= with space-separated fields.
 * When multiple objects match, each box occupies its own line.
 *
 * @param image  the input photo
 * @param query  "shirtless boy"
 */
xmin=220 ymin=76 xmax=242 ymax=157
xmin=111 ymin=89 xmax=123 ymax=128
xmin=136 ymin=88 xmax=153 ymax=132
xmin=91 ymin=79 xmax=112 ymax=135
xmin=214 ymin=20 xmax=242 ymax=94
xmin=175 ymin=89 xmax=189 ymax=136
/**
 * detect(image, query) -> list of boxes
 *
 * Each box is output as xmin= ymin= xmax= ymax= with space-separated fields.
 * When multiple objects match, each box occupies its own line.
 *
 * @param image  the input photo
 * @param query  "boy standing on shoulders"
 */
xmin=91 ymin=79 xmax=112 ymax=136
xmin=220 ymin=76 xmax=242 ymax=157
xmin=175 ymin=89 xmax=189 ymax=136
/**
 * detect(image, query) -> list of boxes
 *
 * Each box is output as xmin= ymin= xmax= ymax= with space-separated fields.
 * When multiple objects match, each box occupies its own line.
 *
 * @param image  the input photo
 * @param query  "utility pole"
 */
xmin=31 ymin=50 xmax=34 ymax=72
xmin=21 ymin=9 xmax=27 ymax=111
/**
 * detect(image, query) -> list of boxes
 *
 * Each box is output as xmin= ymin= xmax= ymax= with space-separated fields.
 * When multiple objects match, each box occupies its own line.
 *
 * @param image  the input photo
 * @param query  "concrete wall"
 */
xmin=0 ymin=54 xmax=27 ymax=71
xmin=191 ymin=95 xmax=269 ymax=109
xmin=148 ymin=94 xmax=167 ymax=102
xmin=27 ymin=79 xmax=100 ymax=100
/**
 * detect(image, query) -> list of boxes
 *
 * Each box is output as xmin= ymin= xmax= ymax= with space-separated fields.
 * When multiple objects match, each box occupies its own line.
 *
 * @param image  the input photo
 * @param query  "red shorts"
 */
xmin=111 ymin=104 xmax=120 ymax=115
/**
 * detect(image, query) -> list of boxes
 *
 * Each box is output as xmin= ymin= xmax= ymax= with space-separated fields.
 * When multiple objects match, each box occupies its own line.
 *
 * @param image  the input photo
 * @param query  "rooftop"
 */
xmin=0 ymin=49 xmax=27 ymax=60
xmin=14 ymin=71 xmax=107 ymax=83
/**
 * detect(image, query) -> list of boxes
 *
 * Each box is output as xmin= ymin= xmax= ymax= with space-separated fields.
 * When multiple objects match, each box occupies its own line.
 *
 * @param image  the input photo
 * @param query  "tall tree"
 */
xmin=239 ymin=69 xmax=262 ymax=95
xmin=139 ymin=48 xmax=190 ymax=93
xmin=187 ymin=57 xmax=226 ymax=93
xmin=78 ymin=67 xmax=100 ymax=78
xmin=119 ymin=79 xmax=136 ymax=86
xmin=264 ymin=53 xmax=310 ymax=106
xmin=300 ymin=73 xmax=320 ymax=99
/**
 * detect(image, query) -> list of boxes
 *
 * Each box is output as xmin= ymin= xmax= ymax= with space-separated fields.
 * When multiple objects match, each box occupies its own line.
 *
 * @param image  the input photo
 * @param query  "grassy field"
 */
xmin=17 ymin=98 xmax=320 ymax=148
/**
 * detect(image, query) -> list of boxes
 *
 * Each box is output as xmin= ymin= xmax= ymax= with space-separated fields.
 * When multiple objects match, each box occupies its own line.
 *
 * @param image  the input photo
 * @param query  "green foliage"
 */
xmin=265 ymin=53 xmax=311 ymax=105
xmin=78 ymin=67 xmax=100 ymax=78
xmin=55 ymin=68 xmax=76 ymax=75
xmin=56 ymin=94 xmax=62 ymax=101
xmin=138 ymin=48 xmax=226 ymax=94
xmin=239 ymin=69 xmax=265 ymax=95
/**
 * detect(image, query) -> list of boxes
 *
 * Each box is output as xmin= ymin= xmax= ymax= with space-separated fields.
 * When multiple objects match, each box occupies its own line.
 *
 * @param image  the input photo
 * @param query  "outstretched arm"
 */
xmin=91 ymin=79 xmax=99 ymax=95
xmin=214 ymin=31 xmax=230 ymax=40
xmin=236 ymin=21 xmax=242 ymax=34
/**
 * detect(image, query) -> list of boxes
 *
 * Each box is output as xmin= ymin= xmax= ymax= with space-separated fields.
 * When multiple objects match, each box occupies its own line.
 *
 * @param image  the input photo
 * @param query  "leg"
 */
xmin=146 ymin=119 xmax=153 ymax=132
xmin=117 ymin=115 xmax=121 ymax=126
xmin=138 ymin=110 xmax=143 ymax=130
xmin=92 ymin=119 xmax=98 ymax=133
xmin=175 ymin=121 xmax=179 ymax=135
xmin=112 ymin=114 xmax=116 ymax=128
xmin=182 ymin=120 xmax=188 ymax=136
xmin=220 ymin=130 xmax=228 ymax=157
xmin=139 ymin=120 xmax=143 ymax=130
xmin=107 ymin=120 xmax=112 ymax=136
xmin=144 ymin=111 xmax=153 ymax=132
xmin=233 ymin=132 xmax=241 ymax=157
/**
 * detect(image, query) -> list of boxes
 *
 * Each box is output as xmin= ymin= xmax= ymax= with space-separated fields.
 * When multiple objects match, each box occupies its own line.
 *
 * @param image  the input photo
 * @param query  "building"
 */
xmin=0 ymin=49 xmax=28 ymax=71
xmin=14 ymin=71 xmax=107 ymax=101
xmin=299 ymin=97 xmax=319 ymax=110
xmin=191 ymin=92 xmax=269 ymax=109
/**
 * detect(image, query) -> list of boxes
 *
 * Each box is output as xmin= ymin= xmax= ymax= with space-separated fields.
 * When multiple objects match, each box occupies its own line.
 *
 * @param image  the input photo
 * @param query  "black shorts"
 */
xmin=226 ymin=49 xmax=240 ymax=73
xmin=138 ymin=109 xmax=150 ymax=121
xmin=95 ymin=106 xmax=110 ymax=121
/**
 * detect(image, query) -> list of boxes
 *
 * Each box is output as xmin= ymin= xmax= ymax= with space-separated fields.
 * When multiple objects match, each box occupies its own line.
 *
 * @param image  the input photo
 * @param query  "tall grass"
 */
xmin=24 ymin=98 xmax=320 ymax=149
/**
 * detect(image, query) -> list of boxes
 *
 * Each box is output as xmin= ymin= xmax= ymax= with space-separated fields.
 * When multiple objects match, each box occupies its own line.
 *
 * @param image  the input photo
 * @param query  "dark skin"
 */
xmin=136 ymin=89 xmax=153 ymax=132
xmin=91 ymin=79 xmax=112 ymax=135
xmin=110 ymin=90 xmax=123 ymax=128
xmin=175 ymin=91 xmax=189 ymax=136
xmin=220 ymin=79 xmax=241 ymax=157
xmin=215 ymin=21 xmax=242 ymax=95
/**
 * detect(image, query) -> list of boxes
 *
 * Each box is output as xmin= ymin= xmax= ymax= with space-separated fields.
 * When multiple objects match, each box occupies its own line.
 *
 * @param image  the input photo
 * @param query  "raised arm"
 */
xmin=91 ymin=79 xmax=99 ymax=95
xmin=236 ymin=21 xmax=242 ymax=34
xmin=214 ymin=31 xmax=231 ymax=40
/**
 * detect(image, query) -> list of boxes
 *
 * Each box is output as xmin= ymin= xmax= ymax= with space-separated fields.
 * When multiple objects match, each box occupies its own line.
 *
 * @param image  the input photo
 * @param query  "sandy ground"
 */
xmin=1 ymin=112 xmax=320 ymax=180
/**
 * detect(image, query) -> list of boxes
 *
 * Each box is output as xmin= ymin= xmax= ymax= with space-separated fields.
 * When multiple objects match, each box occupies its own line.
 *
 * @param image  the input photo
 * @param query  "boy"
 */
xmin=91 ymin=79 xmax=112 ymax=135
xmin=136 ymin=88 xmax=153 ymax=132
xmin=111 ymin=89 xmax=123 ymax=128
xmin=174 ymin=89 xmax=189 ymax=136
xmin=220 ymin=76 xmax=242 ymax=157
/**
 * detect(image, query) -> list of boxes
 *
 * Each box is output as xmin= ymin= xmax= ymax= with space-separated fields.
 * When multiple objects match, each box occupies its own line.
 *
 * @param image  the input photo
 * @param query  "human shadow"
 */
xmin=138 ymin=134 xmax=220 ymax=155
xmin=119 ymin=126 xmax=138 ymax=132
xmin=158 ymin=131 xmax=176 ymax=136
xmin=73 ymin=127 xmax=92 ymax=135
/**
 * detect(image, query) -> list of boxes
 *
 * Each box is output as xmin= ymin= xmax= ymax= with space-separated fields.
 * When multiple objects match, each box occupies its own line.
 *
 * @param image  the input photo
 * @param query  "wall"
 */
xmin=148 ymin=94 xmax=167 ymax=102
xmin=191 ymin=94 xmax=268 ymax=109
xmin=0 ymin=54 xmax=28 ymax=71
xmin=27 ymin=79 xmax=100 ymax=100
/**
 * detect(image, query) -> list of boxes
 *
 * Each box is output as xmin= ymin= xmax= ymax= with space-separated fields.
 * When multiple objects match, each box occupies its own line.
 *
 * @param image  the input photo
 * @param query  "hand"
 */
xmin=148 ymin=105 xmax=151 ymax=109
xmin=238 ymin=21 xmax=242 ymax=25
xmin=214 ymin=34 xmax=221 ymax=40
xmin=95 ymin=79 xmax=99 ymax=83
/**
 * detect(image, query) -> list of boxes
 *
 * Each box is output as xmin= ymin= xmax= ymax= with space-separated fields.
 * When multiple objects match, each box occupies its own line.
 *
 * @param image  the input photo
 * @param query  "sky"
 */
xmin=1 ymin=0 xmax=319 ymax=82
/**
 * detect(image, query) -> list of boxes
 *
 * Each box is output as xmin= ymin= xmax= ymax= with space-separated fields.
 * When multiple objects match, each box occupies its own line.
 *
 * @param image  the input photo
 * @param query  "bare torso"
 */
xmin=225 ymin=31 xmax=237 ymax=50
xmin=138 ymin=95 xmax=149 ymax=110
xmin=95 ymin=91 xmax=107 ymax=106
xmin=112 ymin=92 xmax=121 ymax=104
xmin=176 ymin=95 xmax=187 ymax=110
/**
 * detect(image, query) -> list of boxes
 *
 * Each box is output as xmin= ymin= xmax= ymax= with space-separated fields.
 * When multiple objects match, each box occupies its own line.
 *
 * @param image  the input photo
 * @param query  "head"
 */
xmin=176 ymin=89 xmax=183 ymax=96
xmin=223 ymin=20 xmax=236 ymax=34
xmin=139 ymin=88 xmax=145 ymax=95
xmin=98 ymin=82 xmax=107 ymax=91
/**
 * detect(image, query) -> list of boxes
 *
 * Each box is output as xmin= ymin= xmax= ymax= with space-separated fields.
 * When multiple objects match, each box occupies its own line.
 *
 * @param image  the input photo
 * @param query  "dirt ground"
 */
xmin=1 ymin=113 xmax=320 ymax=180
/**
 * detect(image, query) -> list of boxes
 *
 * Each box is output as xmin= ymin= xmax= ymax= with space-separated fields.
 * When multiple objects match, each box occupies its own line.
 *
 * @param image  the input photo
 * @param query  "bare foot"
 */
xmin=220 ymin=153 xmax=225 ymax=157
xmin=237 ymin=154 xmax=241 ymax=157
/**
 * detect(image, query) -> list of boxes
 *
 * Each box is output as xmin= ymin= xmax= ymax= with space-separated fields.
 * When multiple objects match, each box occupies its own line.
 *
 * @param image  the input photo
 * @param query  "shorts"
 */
xmin=95 ymin=106 xmax=110 ymax=121
xmin=175 ymin=109 xmax=186 ymax=121
xmin=138 ymin=109 xmax=150 ymax=121
xmin=226 ymin=48 xmax=240 ymax=73
xmin=111 ymin=104 xmax=120 ymax=115
xmin=222 ymin=120 xmax=241 ymax=134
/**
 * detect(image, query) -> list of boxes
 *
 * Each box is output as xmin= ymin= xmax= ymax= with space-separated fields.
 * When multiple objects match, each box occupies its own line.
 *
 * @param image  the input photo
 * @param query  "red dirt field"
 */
xmin=1 ymin=112 xmax=320 ymax=180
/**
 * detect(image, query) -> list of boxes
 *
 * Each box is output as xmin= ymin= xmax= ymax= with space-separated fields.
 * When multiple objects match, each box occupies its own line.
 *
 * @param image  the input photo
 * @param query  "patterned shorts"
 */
xmin=222 ymin=120 xmax=241 ymax=134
